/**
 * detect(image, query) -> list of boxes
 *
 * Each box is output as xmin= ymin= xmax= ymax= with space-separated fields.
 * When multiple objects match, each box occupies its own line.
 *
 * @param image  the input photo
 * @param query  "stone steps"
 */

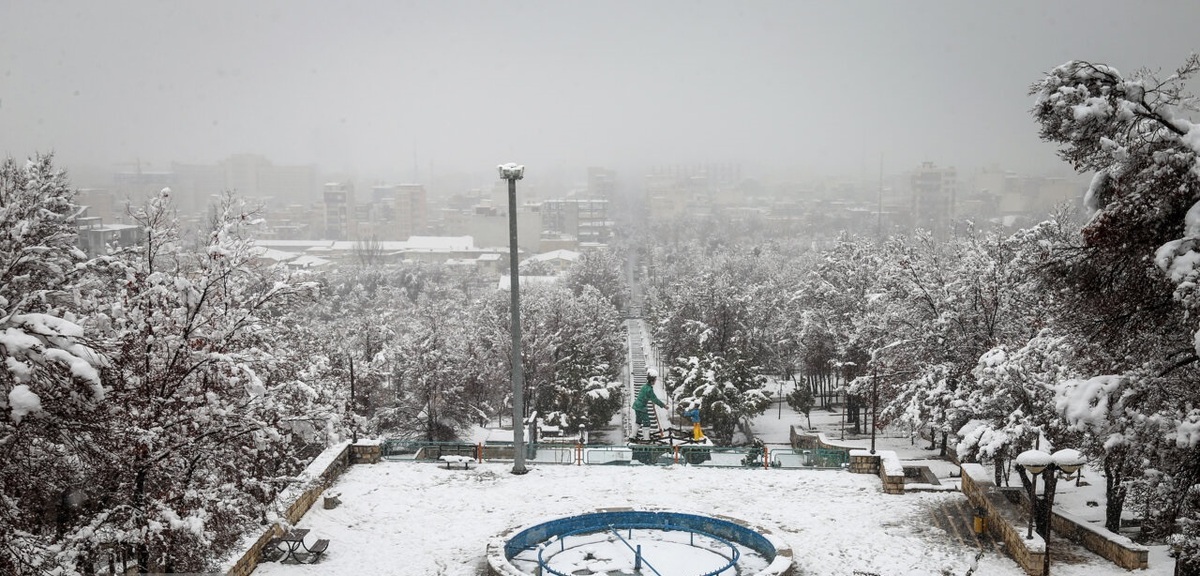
xmin=928 ymin=496 xmax=1001 ymax=553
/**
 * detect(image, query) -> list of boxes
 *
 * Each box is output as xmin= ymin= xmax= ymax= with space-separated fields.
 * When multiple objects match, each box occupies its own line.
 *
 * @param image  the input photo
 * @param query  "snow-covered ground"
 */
xmin=252 ymin=379 xmax=1174 ymax=576
xmin=252 ymin=461 xmax=1142 ymax=576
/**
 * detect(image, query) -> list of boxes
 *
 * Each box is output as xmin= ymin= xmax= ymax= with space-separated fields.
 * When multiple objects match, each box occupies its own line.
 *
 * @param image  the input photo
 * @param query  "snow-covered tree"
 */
xmin=954 ymin=333 xmax=1082 ymax=485
xmin=0 ymin=154 xmax=85 ymax=305
xmin=476 ymin=282 xmax=624 ymax=433
xmin=666 ymin=353 xmax=771 ymax=445
xmin=797 ymin=236 xmax=884 ymax=424
xmin=785 ymin=378 xmax=815 ymax=430
xmin=860 ymin=229 xmax=1039 ymax=456
xmin=65 ymin=191 xmax=318 ymax=573
xmin=644 ymin=243 xmax=786 ymax=387
xmin=373 ymin=293 xmax=478 ymax=440
xmin=0 ymin=154 xmax=105 ymax=574
xmin=563 ymin=248 xmax=629 ymax=314
xmin=1030 ymin=56 xmax=1200 ymax=557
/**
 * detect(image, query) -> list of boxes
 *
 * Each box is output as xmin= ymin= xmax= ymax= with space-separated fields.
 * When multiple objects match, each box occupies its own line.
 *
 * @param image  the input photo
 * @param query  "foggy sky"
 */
xmin=1 ymin=1 xmax=1197 ymax=183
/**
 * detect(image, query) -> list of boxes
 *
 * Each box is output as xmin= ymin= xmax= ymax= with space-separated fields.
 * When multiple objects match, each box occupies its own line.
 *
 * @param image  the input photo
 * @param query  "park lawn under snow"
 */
xmin=251 ymin=461 xmax=1125 ymax=576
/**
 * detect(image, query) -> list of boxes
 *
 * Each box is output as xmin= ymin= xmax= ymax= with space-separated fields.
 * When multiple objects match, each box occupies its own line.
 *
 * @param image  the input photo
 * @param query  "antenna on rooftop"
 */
xmin=877 ymin=153 xmax=884 ymax=241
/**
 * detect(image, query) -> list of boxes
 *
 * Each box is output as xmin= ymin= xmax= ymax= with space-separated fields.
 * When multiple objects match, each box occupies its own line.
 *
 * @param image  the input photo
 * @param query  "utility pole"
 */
xmin=877 ymin=153 xmax=884 ymax=241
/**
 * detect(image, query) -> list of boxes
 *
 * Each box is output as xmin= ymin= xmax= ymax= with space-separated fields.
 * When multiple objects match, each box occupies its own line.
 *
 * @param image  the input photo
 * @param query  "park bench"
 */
xmin=305 ymin=538 xmax=330 ymax=562
xmin=260 ymin=537 xmax=284 ymax=562
xmin=263 ymin=529 xmax=330 ymax=564
xmin=439 ymin=455 xmax=473 ymax=469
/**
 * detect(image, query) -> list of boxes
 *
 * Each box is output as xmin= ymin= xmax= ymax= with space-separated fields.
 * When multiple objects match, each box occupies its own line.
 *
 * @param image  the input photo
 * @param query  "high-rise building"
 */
xmin=112 ymin=169 xmax=176 ymax=207
xmin=587 ymin=167 xmax=616 ymax=199
xmin=170 ymin=163 xmax=224 ymax=214
xmin=323 ymin=182 xmax=355 ymax=240
xmin=170 ymin=155 xmax=319 ymax=214
xmin=910 ymin=162 xmax=957 ymax=233
xmin=541 ymin=199 xmax=611 ymax=243
xmin=367 ymin=183 xmax=429 ymax=239
xmin=396 ymin=184 xmax=428 ymax=237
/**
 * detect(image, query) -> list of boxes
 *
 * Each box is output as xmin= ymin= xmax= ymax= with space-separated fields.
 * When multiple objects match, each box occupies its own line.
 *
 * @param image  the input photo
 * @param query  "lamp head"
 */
xmin=1016 ymin=449 xmax=1052 ymax=475
xmin=498 ymin=163 xmax=525 ymax=180
xmin=1052 ymin=448 xmax=1086 ymax=474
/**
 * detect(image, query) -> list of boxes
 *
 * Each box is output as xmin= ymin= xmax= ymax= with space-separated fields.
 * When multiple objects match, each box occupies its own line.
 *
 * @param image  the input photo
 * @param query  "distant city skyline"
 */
xmin=3 ymin=1 xmax=1197 ymax=185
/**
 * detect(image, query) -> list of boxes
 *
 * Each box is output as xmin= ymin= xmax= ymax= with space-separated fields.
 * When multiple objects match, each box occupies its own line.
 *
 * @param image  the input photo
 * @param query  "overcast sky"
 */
xmin=1 ymin=1 xmax=1197 ymax=183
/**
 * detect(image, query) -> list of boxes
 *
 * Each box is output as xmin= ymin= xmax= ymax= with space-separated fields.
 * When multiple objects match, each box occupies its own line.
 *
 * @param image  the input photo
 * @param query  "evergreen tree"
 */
xmin=1030 ymin=56 xmax=1200 ymax=556
xmin=666 ymin=353 xmax=770 ymax=445
xmin=785 ymin=379 xmax=815 ymax=431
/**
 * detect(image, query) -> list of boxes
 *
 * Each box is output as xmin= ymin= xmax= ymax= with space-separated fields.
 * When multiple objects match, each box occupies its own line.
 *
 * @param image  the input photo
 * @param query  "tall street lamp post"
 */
xmin=868 ymin=340 xmax=906 ymax=455
xmin=499 ymin=163 xmax=528 ymax=475
xmin=1016 ymin=448 xmax=1086 ymax=576
xmin=1024 ymin=456 xmax=1039 ymax=540
xmin=870 ymin=363 xmax=878 ymax=454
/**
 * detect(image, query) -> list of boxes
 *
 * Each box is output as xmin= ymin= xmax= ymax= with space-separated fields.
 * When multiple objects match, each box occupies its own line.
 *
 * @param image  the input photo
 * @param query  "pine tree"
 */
xmin=667 ymin=353 xmax=770 ymax=445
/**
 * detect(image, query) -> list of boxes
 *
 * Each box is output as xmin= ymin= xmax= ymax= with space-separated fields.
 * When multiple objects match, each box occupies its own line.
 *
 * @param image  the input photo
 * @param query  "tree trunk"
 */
xmin=1104 ymin=453 xmax=1128 ymax=534
xmin=939 ymin=431 xmax=948 ymax=457
xmin=56 ymin=489 xmax=70 ymax=540
xmin=81 ymin=549 xmax=94 ymax=576
xmin=1040 ymin=472 xmax=1058 ymax=539
xmin=135 ymin=468 xmax=150 ymax=573
xmin=846 ymin=395 xmax=859 ymax=434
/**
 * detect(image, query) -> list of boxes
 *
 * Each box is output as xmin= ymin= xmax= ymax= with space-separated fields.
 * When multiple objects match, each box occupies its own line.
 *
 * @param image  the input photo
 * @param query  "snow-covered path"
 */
xmin=250 ymin=462 xmax=1125 ymax=576
xmin=625 ymin=317 xmax=674 ymax=438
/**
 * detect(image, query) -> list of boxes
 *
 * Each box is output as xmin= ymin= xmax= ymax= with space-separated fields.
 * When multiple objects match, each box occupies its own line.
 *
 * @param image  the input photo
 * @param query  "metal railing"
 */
xmin=535 ymin=523 xmax=740 ymax=576
xmin=380 ymin=438 xmax=850 ymax=470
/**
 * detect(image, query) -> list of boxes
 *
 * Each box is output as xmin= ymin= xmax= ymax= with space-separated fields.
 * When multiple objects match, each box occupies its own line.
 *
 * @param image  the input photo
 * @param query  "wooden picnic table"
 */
xmin=263 ymin=529 xmax=330 ymax=564
xmin=278 ymin=529 xmax=310 ymax=563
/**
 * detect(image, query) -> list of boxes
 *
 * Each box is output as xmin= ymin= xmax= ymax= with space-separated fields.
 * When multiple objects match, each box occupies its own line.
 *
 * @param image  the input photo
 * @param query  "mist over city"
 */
xmin=3 ymin=2 xmax=1195 ymax=187
xmin=4 ymin=2 xmax=1200 ymax=576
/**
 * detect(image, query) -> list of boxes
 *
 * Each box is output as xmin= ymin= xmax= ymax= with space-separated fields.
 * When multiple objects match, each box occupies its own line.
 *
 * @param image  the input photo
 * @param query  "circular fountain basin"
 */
xmin=486 ymin=509 xmax=793 ymax=576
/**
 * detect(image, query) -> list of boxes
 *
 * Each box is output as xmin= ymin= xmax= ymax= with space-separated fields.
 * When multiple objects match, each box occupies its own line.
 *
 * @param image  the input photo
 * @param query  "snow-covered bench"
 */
xmin=439 ymin=455 xmax=473 ymax=469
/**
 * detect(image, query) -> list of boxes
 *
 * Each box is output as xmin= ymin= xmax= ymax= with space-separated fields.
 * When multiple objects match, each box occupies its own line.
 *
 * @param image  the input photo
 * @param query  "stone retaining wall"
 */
xmin=351 ymin=442 xmax=382 ymax=464
xmin=960 ymin=463 xmax=1149 ymax=574
xmin=789 ymin=427 xmax=861 ymax=452
xmin=222 ymin=440 xmax=374 ymax=576
xmin=1050 ymin=506 xmax=1148 ymax=570
xmin=961 ymin=463 xmax=1045 ymax=575
xmin=848 ymin=450 xmax=906 ymax=494
xmin=849 ymin=452 xmax=878 ymax=475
